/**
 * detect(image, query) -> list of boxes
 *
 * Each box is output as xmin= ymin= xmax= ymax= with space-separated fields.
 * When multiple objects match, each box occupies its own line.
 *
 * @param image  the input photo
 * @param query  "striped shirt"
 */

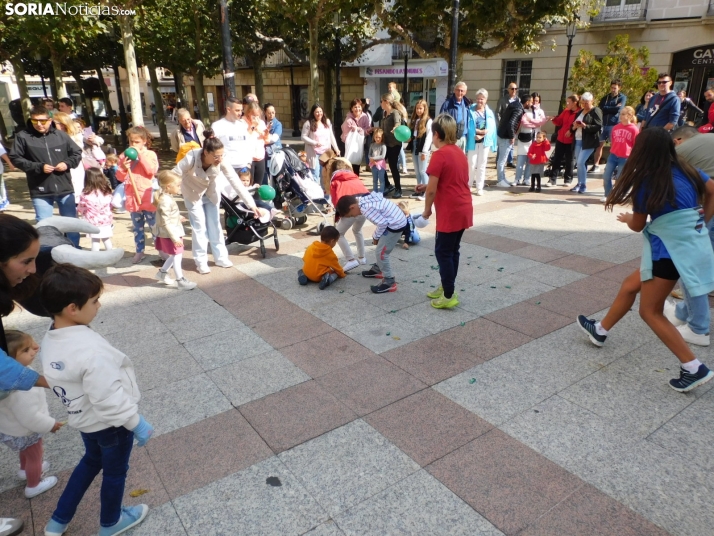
xmin=358 ymin=192 xmax=407 ymax=240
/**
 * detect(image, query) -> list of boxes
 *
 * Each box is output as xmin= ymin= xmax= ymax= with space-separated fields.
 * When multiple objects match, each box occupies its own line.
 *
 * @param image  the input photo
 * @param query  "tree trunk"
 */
xmin=112 ymin=62 xmax=129 ymax=146
xmin=10 ymin=58 xmax=32 ymax=122
xmin=71 ymin=68 xmax=95 ymax=128
xmin=308 ymin=19 xmax=320 ymax=105
xmin=191 ymin=67 xmax=210 ymax=127
xmin=0 ymin=103 xmax=7 ymax=141
xmin=118 ymin=14 xmax=144 ymax=127
xmin=173 ymin=69 xmax=187 ymax=109
xmin=147 ymin=61 xmax=169 ymax=150
xmin=49 ymin=50 xmax=67 ymax=98
xmin=252 ymin=59 xmax=264 ymax=105
xmin=95 ymin=65 xmax=114 ymax=117
xmin=323 ymin=66 xmax=333 ymax=124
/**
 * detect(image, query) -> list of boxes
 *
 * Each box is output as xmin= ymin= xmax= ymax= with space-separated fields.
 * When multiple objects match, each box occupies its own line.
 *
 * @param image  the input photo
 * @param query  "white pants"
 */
xmin=467 ymin=143 xmax=490 ymax=190
xmin=184 ymin=195 xmax=229 ymax=267
xmin=335 ymin=215 xmax=366 ymax=260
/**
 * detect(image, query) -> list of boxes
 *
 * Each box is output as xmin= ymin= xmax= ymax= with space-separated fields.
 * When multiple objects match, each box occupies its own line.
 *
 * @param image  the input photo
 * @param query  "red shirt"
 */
xmin=610 ymin=123 xmax=639 ymax=158
xmin=551 ymin=108 xmax=579 ymax=144
xmin=426 ymin=144 xmax=473 ymax=233
xmin=527 ymin=140 xmax=551 ymax=165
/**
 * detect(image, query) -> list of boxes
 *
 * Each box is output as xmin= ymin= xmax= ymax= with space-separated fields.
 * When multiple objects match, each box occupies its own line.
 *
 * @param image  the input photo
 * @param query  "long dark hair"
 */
xmin=605 ymin=128 xmax=705 ymax=214
xmin=309 ymin=104 xmax=328 ymax=132
xmin=0 ymin=215 xmax=40 ymax=317
xmin=83 ymin=167 xmax=112 ymax=196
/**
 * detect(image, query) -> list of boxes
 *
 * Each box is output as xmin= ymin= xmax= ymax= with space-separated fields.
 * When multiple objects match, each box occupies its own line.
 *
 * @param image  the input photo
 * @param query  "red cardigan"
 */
xmin=551 ymin=108 xmax=579 ymax=144
xmin=527 ymin=140 xmax=551 ymax=165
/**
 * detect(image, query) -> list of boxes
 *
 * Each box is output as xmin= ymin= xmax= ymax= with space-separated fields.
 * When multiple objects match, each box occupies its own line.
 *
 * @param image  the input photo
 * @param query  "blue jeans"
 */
xmin=130 ymin=210 xmax=156 ymax=254
xmin=675 ymin=283 xmax=711 ymax=335
xmin=496 ymin=137 xmax=513 ymax=184
xmin=413 ymin=152 xmax=428 ymax=185
xmin=602 ymin=153 xmax=627 ymax=197
xmin=309 ymin=167 xmax=320 ymax=183
xmin=399 ymin=147 xmax=407 ymax=170
xmin=515 ymin=153 xmax=532 ymax=184
xmin=371 ymin=167 xmax=385 ymax=192
xmin=435 ymin=229 xmax=465 ymax=299
xmin=574 ymin=140 xmax=595 ymax=187
xmin=52 ymin=426 xmax=134 ymax=527
xmin=31 ymin=194 xmax=80 ymax=247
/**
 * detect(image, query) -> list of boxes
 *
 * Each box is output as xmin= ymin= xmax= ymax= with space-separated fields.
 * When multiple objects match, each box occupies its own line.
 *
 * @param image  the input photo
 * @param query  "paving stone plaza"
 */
xmin=1 ymin=157 xmax=713 ymax=535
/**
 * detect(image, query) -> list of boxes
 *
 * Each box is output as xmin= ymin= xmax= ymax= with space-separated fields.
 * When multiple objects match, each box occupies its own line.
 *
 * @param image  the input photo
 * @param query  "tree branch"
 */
xmin=254 ymin=30 xmax=305 ymax=64
xmin=373 ymin=0 xmax=436 ymax=59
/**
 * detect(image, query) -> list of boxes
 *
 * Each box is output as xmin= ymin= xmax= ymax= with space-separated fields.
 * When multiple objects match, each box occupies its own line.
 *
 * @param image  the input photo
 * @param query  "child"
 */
xmin=103 ymin=153 xmax=119 ymax=190
xmin=527 ymin=131 xmax=551 ymax=192
xmin=116 ymin=126 xmax=159 ymax=264
xmin=153 ymin=171 xmax=197 ymax=291
xmin=297 ymin=225 xmax=346 ymax=290
xmin=601 ymin=105 xmax=639 ymax=203
xmin=0 ymin=331 xmax=63 ymax=499
xmin=368 ymin=128 xmax=387 ymax=193
xmin=77 ymin=167 xmax=114 ymax=251
xmin=40 ymin=264 xmax=153 ymax=536
xmin=397 ymin=201 xmax=421 ymax=249
xmin=336 ymin=192 xmax=408 ymax=294
xmin=330 ymin=158 xmax=369 ymax=271
xmin=237 ymin=167 xmax=276 ymax=214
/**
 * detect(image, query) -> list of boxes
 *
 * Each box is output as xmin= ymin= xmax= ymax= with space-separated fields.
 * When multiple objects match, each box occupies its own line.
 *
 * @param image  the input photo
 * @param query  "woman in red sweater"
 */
xmin=548 ymin=94 xmax=580 ymax=187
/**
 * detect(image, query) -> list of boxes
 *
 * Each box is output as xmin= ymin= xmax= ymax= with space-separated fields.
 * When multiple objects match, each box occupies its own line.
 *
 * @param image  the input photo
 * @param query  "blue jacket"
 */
xmin=641 ymin=207 xmax=714 ymax=297
xmin=644 ymin=92 xmax=680 ymax=128
xmin=0 ymin=350 xmax=40 ymax=400
xmin=440 ymin=94 xmax=472 ymax=139
xmin=599 ymin=93 xmax=627 ymax=126
xmin=267 ymin=117 xmax=283 ymax=153
xmin=466 ymin=105 xmax=497 ymax=153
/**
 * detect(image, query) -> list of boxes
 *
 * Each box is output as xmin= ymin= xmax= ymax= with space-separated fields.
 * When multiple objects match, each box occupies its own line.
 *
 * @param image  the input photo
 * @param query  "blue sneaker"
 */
xmin=577 ymin=315 xmax=607 ymax=347
xmin=669 ymin=364 xmax=714 ymax=393
xmin=98 ymin=505 xmax=148 ymax=536
xmin=44 ymin=519 xmax=68 ymax=536
xmin=578 ymin=184 xmax=587 ymax=193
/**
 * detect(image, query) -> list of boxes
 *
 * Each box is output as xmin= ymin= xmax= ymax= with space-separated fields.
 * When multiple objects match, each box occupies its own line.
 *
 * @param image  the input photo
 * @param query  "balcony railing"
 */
xmin=592 ymin=1 xmax=647 ymax=23
xmin=391 ymin=44 xmax=414 ymax=60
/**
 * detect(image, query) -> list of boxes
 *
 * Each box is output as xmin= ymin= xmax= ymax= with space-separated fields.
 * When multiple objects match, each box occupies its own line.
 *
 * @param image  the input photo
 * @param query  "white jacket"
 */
xmin=0 ymin=387 xmax=54 ymax=437
xmin=41 ymin=325 xmax=141 ymax=433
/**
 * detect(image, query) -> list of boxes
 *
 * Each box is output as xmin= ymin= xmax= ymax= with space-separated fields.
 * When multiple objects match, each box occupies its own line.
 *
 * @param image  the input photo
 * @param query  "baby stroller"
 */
xmin=269 ymin=146 xmax=332 ymax=232
xmin=221 ymin=193 xmax=279 ymax=258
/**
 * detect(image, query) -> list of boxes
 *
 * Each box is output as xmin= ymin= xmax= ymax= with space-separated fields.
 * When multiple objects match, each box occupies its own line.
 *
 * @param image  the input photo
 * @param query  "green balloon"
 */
xmin=258 ymin=184 xmax=276 ymax=201
xmin=394 ymin=125 xmax=412 ymax=143
xmin=124 ymin=147 xmax=139 ymax=161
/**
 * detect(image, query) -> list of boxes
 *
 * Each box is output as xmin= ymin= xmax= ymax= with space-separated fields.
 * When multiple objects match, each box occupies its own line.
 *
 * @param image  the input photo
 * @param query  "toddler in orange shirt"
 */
xmin=298 ymin=226 xmax=346 ymax=290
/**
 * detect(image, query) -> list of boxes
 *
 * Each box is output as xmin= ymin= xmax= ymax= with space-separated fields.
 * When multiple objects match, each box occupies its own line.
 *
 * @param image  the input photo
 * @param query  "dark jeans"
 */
xmin=550 ymin=141 xmax=573 ymax=183
xmin=52 ymin=426 xmax=134 ymax=527
xmin=351 ymin=164 xmax=361 ymax=175
xmin=435 ymin=229 xmax=465 ymax=299
xmin=252 ymin=159 xmax=266 ymax=185
xmin=385 ymin=145 xmax=402 ymax=191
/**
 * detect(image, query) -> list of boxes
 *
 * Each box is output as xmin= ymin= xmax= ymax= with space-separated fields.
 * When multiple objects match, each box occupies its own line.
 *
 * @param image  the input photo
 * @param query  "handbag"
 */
xmin=517 ymin=131 xmax=533 ymax=143
xmin=344 ymin=130 xmax=365 ymax=165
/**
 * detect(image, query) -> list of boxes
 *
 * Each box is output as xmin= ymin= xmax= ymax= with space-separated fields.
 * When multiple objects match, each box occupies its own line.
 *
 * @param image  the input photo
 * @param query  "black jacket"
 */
xmin=9 ymin=120 xmax=82 ymax=198
xmin=598 ymin=93 xmax=627 ymax=126
xmin=497 ymin=100 xmax=525 ymax=140
xmin=572 ymin=107 xmax=603 ymax=150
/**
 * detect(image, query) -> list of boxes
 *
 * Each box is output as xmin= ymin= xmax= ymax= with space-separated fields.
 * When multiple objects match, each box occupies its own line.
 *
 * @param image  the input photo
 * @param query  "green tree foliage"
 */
xmin=568 ymin=34 xmax=659 ymax=105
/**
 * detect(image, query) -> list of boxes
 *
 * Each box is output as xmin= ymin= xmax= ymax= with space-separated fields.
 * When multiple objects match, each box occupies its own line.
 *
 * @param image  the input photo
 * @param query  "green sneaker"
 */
xmin=426 ymin=286 xmax=443 ymax=299
xmin=431 ymin=293 xmax=459 ymax=309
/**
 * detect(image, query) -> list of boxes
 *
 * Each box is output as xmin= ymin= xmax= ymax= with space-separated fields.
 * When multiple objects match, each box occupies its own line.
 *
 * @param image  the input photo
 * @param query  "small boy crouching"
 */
xmin=298 ymin=226 xmax=346 ymax=290
xmin=40 ymin=264 xmax=153 ymax=536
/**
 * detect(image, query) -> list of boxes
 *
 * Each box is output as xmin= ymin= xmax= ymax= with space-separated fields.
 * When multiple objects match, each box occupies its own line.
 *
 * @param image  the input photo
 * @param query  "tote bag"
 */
xmin=344 ymin=131 xmax=365 ymax=165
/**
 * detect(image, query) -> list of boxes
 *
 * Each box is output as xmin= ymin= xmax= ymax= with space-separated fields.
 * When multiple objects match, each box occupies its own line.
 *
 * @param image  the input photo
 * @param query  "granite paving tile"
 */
xmin=435 ymin=317 xmax=534 ymax=363
xmin=593 ymin=261 xmax=642 ymax=283
xmin=163 ymin=306 xmax=245 ymax=343
xmin=340 ymin=313 xmax=422 ymax=354
xmin=528 ymin=287 xmax=614 ymax=319
xmin=144 ymin=288 xmax=222 ymax=323
xmin=307 ymin=294 xmax=388 ymax=330
xmin=365 ymin=389 xmax=493 ymax=467
xmin=316 ymin=356 xmax=426 ymax=416
xmin=147 ymin=410 xmax=272 ymax=499
xmin=125 ymin=502 xmax=188 ymax=536
xmin=354 ymin=284 xmax=435 ymax=313
xmin=548 ymin=254 xmax=617 ymax=275
xmin=182 ymin=326 xmax=274 ymax=371
xmin=103 ymin=329 xmax=180 ymax=362
xmin=303 ymin=520 xmax=346 ymax=535
xmin=468 ymin=235 xmax=531 ymax=252
xmin=560 ymin=275 xmax=621 ymax=302
xmin=392 ymin=300 xmax=479 ymax=336
xmin=280 ymin=330 xmax=377 ymax=378
xmin=278 ymin=420 xmax=420 ymax=517
xmin=131 ymin=342 xmax=204 ymax=391
xmin=510 ymin=244 xmax=571 ymax=263
xmin=485 ymin=301 xmax=572 ymax=338
xmin=251 ymin=311 xmax=334 ymax=349
xmin=520 ymin=262 xmax=587 ymax=287
xmin=334 ymin=470 xmax=504 ymax=536
xmin=427 ymin=429 xmax=584 ymax=536
xmin=91 ymin=304 xmax=166 ymax=337
xmin=239 ymin=381 xmax=357 ymax=453
xmin=0 ymin=486 xmax=30 ymax=536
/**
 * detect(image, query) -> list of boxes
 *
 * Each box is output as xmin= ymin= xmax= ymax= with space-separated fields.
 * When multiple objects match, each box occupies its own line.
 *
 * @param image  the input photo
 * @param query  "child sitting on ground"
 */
xmin=336 ymin=192 xmax=408 ymax=294
xmin=527 ymin=131 xmax=551 ymax=192
xmin=40 ymin=264 xmax=154 ymax=536
xmin=298 ymin=226 xmax=346 ymax=290
xmin=397 ymin=201 xmax=421 ymax=249
xmin=0 ymin=331 xmax=64 ymax=499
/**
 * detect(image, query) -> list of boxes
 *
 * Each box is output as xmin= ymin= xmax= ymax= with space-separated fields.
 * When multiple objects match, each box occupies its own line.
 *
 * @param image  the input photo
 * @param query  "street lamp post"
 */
xmin=402 ymin=49 xmax=409 ymax=109
xmin=447 ymin=0 xmax=460 ymax=94
xmin=34 ymin=53 xmax=48 ymax=98
xmin=219 ymin=0 xmax=236 ymax=98
xmin=290 ymin=62 xmax=300 ymax=137
xmin=558 ymin=16 xmax=579 ymax=115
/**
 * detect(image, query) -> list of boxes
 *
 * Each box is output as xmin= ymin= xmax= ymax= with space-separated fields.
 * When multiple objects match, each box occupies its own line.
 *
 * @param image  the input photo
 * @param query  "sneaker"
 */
xmin=383 ymin=185 xmax=395 ymax=196
xmin=357 ymin=257 xmax=368 ymax=265
xmin=196 ymin=264 xmax=211 ymax=274
xmin=154 ymin=269 xmax=175 ymax=286
xmin=578 ymin=184 xmax=587 ymax=194
xmin=426 ymin=286 xmax=443 ymax=299
xmin=515 ymin=180 xmax=524 ymax=186
xmin=131 ymin=252 xmax=145 ymax=264
xmin=98 ymin=504 xmax=149 ymax=536
xmin=362 ymin=266 xmax=383 ymax=278
xmin=25 ymin=476 xmax=57 ymax=498
xmin=663 ymin=299 xmax=686 ymax=327
xmin=496 ymin=181 xmax=513 ymax=188
xmin=391 ymin=189 xmax=402 ymax=199
xmin=297 ymin=269 xmax=309 ymax=286
xmin=215 ymin=259 xmax=234 ymax=268
xmin=18 ymin=461 xmax=50 ymax=479
xmin=577 ymin=315 xmax=607 ymax=347
xmin=589 ymin=165 xmax=600 ymax=173
xmin=475 ymin=189 xmax=484 ymax=196
xmin=410 ymin=192 xmax=421 ymax=199
xmin=529 ymin=185 xmax=535 ymax=192
xmin=0 ymin=518 xmax=24 ymax=536
xmin=563 ymin=180 xmax=572 ymax=186
xmin=600 ymin=196 xmax=607 ymax=203
xmin=371 ymin=281 xmax=397 ymax=293
xmin=506 ymin=162 xmax=516 ymax=169
xmin=535 ymin=187 xmax=541 ymax=193
xmin=669 ymin=364 xmax=714 ymax=393
xmin=343 ymin=259 xmax=360 ymax=272
xmin=548 ymin=179 xmax=556 ymax=186
xmin=318 ymin=273 xmax=334 ymax=290
xmin=417 ymin=195 xmax=425 ymax=201
xmin=176 ymin=277 xmax=197 ymax=291
xmin=44 ymin=519 xmax=68 ymax=536
xmin=569 ymin=185 xmax=580 ymax=192
xmin=431 ymin=293 xmax=459 ymax=309
xmin=676 ymin=324 xmax=710 ymax=346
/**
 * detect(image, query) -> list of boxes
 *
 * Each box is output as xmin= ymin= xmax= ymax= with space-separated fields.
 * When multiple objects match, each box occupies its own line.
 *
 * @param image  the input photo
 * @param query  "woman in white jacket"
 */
xmin=301 ymin=104 xmax=340 ymax=183
xmin=173 ymin=129 xmax=265 ymax=274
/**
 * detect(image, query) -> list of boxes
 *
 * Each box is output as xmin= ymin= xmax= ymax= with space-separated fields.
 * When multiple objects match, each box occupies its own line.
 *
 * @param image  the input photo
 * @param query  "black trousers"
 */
xmin=550 ymin=141 xmax=574 ymax=183
xmin=435 ymin=229 xmax=465 ymax=299
xmin=352 ymin=164 xmax=361 ymax=176
xmin=252 ymin=159 xmax=266 ymax=185
xmin=385 ymin=145 xmax=402 ymax=191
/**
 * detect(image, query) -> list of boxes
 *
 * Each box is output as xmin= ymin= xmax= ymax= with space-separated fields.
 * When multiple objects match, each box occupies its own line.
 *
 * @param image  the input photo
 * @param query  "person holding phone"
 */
xmin=569 ymin=92 xmax=602 ymax=194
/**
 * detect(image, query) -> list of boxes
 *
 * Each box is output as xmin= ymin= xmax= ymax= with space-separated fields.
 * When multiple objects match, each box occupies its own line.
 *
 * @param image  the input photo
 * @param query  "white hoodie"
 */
xmin=0 ymin=387 xmax=55 ymax=437
xmin=41 ymin=325 xmax=141 ymax=433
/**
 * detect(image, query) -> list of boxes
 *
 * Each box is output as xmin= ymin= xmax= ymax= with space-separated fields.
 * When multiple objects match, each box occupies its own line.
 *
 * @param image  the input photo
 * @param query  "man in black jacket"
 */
xmin=495 ymin=94 xmax=528 ymax=187
xmin=591 ymin=80 xmax=626 ymax=172
xmin=9 ymin=105 xmax=82 ymax=246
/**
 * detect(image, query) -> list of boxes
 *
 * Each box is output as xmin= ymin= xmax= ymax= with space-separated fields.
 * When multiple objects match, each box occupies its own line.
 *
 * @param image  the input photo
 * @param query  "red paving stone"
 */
xmin=470 ymin=235 xmax=531 ymax=253
xmin=251 ymin=310 xmax=333 ymax=348
xmin=593 ymin=262 xmax=640 ymax=283
xmin=0 ymin=486 xmax=31 ymax=536
xmin=510 ymin=245 xmax=571 ymax=263
xmin=529 ymin=287 xmax=614 ymax=319
xmin=485 ymin=301 xmax=572 ymax=338
xmin=561 ymin=275 xmax=620 ymax=302
xmin=548 ymin=255 xmax=616 ymax=275
xmin=436 ymin=317 xmax=534 ymax=364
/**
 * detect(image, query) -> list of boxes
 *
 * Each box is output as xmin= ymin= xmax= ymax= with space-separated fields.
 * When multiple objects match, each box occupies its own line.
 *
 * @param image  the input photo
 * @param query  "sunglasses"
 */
xmin=657 ymin=80 xmax=671 ymax=85
xmin=31 ymin=118 xmax=51 ymax=125
xmin=509 ymin=87 xmax=517 ymax=90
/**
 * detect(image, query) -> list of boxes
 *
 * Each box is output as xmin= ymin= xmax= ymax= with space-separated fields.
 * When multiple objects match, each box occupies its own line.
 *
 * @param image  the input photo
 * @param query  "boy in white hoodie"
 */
xmin=39 ymin=264 xmax=154 ymax=536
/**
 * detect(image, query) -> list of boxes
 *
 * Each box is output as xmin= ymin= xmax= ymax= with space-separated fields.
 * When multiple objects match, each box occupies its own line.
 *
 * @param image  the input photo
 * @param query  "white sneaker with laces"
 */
xmin=215 ymin=259 xmax=234 ymax=268
xmin=25 ymin=476 xmax=57 ymax=498
xmin=196 ymin=264 xmax=211 ymax=274
xmin=496 ymin=181 xmax=513 ymax=188
xmin=176 ymin=277 xmax=197 ymax=291
xmin=663 ymin=299 xmax=686 ymax=327
xmin=154 ymin=270 xmax=176 ymax=286
xmin=343 ymin=259 xmax=360 ymax=271
xmin=476 ymin=189 xmax=484 ymax=196
xmin=358 ymin=257 xmax=368 ymax=265
xmin=677 ymin=324 xmax=710 ymax=346
xmin=18 ymin=461 xmax=50 ymax=480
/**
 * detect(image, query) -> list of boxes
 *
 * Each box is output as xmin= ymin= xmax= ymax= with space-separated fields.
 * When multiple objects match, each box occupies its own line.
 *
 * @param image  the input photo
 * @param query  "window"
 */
xmin=502 ymin=60 xmax=532 ymax=96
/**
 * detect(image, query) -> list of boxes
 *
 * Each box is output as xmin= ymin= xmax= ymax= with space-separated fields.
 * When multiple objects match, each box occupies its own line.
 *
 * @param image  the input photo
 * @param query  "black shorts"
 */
xmin=652 ymin=258 xmax=679 ymax=281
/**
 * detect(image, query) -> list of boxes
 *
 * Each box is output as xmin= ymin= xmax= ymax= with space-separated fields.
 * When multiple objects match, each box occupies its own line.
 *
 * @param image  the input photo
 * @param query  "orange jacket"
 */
xmin=116 ymin=149 xmax=159 ymax=212
xmin=302 ymin=241 xmax=346 ymax=281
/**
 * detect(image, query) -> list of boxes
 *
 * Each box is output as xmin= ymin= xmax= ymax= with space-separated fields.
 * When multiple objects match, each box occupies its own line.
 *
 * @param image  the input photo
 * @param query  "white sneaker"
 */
xmin=410 ymin=192 xmax=421 ymax=199
xmin=18 ymin=461 xmax=50 ymax=480
xmin=343 ymin=259 xmax=360 ymax=271
xmin=496 ymin=181 xmax=513 ymax=188
xmin=25 ymin=476 xmax=57 ymax=498
xmin=196 ymin=264 xmax=211 ymax=274
xmin=663 ymin=299 xmax=686 ymax=327
xmin=154 ymin=269 xmax=176 ymax=286
xmin=600 ymin=196 xmax=607 ymax=203
xmin=358 ymin=257 xmax=368 ymax=265
xmin=677 ymin=324 xmax=710 ymax=346
xmin=476 ymin=189 xmax=484 ymax=196
xmin=214 ymin=259 xmax=234 ymax=268
xmin=176 ymin=277 xmax=197 ymax=291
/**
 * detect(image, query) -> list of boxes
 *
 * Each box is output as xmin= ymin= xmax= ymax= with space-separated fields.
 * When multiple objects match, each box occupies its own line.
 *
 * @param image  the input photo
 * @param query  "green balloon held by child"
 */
xmin=124 ymin=147 xmax=139 ymax=161
xmin=258 ymin=184 xmax=276 ymax=201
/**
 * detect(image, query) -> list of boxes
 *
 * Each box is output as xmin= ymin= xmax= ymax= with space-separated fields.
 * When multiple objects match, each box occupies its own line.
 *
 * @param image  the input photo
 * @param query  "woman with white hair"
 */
xmin=465 ymin=88 xmax=497 ymax=195
xmin=570 ymin=92 xmax=603 ymax=194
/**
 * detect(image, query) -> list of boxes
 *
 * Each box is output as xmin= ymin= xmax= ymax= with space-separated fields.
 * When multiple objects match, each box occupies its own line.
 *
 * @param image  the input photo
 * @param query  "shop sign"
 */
xmin=361 ymin=60 xmax=448 ymax=78
xmin=689 ymin=47 xmax=714 ymax=65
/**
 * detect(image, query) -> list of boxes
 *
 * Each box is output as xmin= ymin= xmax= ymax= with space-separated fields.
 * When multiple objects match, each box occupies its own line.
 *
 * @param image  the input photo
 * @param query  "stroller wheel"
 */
xmin=274 ymin=236 xmax=280 ymax=252
xmin=281 ymin=219 xmax=293 ymax=230
xmin=260 ymin=241 xmax=267 ymax=258
xmin=295 ymin=215 xmax=308 ymax=226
